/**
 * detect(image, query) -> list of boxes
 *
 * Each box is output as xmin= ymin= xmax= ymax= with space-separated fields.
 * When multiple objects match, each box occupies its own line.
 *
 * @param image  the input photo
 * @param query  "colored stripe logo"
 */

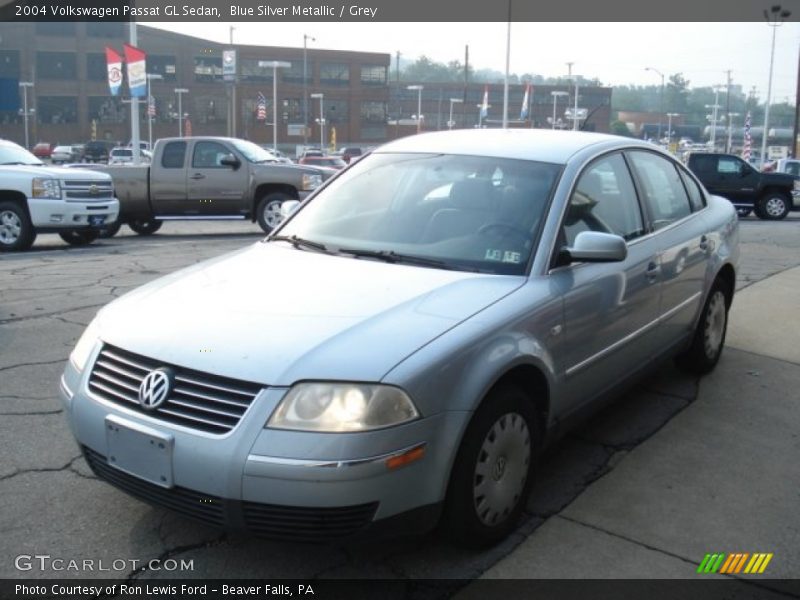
xmin=697 ymin=553 xmax=773 ymax=574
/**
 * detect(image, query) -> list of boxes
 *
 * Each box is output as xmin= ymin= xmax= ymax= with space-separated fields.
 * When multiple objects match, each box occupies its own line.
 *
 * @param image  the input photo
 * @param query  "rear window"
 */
xmin=161 ymin=141 xmax=187 ymax=169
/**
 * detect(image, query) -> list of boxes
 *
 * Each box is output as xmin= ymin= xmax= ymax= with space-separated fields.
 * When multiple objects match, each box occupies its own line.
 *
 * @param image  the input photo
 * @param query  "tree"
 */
xmin=610 ymin=120 xmax=633 ymax=137
xmin=665 ymin=73 xmax=690 ymax=114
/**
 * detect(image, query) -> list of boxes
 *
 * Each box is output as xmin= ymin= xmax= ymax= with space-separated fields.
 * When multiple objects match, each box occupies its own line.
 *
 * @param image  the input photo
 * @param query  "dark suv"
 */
xmin=83 ymin=140 xmax=115 ymax=163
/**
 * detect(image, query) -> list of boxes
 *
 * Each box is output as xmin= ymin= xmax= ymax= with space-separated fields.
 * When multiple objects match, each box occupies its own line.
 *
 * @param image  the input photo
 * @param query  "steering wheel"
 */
xmin=478 ymin=222 xmax=530 ymax=243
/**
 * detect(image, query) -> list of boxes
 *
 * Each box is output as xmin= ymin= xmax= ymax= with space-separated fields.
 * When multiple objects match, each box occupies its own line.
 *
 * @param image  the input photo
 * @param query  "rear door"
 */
xmin=186 ymin=140 xmax=248 ymax=216
xmin=150 ymin=140 xmax=189 ymax=215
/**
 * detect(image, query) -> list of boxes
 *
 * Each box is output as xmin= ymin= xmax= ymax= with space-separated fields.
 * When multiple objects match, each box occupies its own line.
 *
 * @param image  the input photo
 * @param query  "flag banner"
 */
xmin=480 ymin=85 xmax=489 ymax=120
xmin=105 ymin=47 xmax=123 ymax=96
xmin=184 ymin=117 xmax=192 ymax=137
xmin=123 ymin=43 xmax=147 ymax=98
xmin=147 ymin=96 xmax=156 ymax=117
xmin=256 ymin=92 xmax=267 ymax=121
xmin=742 ymin=111 xmax=751 ymax=161
xmin=520 ymin=83 xmax=530 ymax=120
xmin=223 ymin=50 xmax=237 ymax=82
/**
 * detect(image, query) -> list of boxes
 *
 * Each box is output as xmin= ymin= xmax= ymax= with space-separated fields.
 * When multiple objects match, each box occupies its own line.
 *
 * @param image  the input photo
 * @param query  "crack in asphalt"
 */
xmin=120 ymin=534 xmax=229 ymax=585
xmin=0 ymin=454 xmax=82 ymax=483
xmin=0 ymin=409 xmax=63 ymax=416
xmin=0 ymin=358 xmax=66 ymax=372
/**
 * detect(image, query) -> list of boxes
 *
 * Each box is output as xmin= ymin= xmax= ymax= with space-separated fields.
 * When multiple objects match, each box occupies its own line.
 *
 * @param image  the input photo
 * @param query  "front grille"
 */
xmin=243 ymin=501 xmax=379 ymax=541
xmin=83 ymin=446 xmax=225 ymax=526
xmin=65 ymin=191 xmax=114 ymax=199
xmin=62 ymin=179 xmax=114 ymax=202
xmin=88 ymin=344 xmax=263 ymax=435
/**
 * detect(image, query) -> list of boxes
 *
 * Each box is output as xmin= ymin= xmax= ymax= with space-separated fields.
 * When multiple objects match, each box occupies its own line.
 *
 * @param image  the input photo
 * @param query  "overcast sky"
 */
xmin=148 ymin=22 xmax=800 ymax=101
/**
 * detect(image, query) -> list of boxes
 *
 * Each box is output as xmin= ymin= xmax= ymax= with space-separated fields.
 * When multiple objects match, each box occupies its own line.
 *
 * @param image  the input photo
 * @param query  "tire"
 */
xmin=128 ymin=219 xmax=163 ymax=236
xmin=443 ymin=384 xmax=540 ymax=547
xmin=755 ymin=192 xmax=790 ymax=221
xmin=256 ymin=192 xmax=292 ymax=234
xmin=0 ymin=201 xmax=36 ymax=251
xmin=735 ymin=207 xmax=752 ymax=218
xmin=675 ymin=280 xmax=730 ymax=375
xmin=59 ymin=230 xmax=100 ymax=246
xmin=98 ymin=221 xmax=122 ymax=238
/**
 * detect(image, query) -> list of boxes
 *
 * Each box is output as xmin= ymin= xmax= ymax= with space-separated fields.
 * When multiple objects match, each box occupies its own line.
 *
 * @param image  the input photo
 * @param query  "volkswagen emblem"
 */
xmin=138 ymin=368 xmax=174 ymax=410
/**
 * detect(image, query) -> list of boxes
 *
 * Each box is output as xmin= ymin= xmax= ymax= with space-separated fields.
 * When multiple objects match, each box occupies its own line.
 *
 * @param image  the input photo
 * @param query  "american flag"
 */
xmin=256 ymin=92 xmax=267 ymax=121
xmin=742 ymin=111 xmax=751 ymax=161
xmin=147 ymin=96 xmax=156 ymax=118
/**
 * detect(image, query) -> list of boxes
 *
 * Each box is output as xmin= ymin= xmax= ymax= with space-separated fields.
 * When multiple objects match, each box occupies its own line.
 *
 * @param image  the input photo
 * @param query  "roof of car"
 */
xmin=375 ymin=129 xmax=648 ymax=164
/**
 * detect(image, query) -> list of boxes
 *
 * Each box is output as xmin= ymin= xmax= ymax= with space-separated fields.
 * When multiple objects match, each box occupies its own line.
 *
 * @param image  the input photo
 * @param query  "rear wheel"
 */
xmin=128 ymin=219 xmax=163 ymax=235
xmin=443 ymin=384 xmax=540 ymax=547
xmin=0 ymin=201 xmax=36 ymax=251
xmin=675 ymin=280 xmax=730 ymax=374
xmin=256 ymin=192 xmax=292 ymax=234
xmin=59 ymin=230 xmax=100 ymax=246
xmin=755 ymin=193 xmax=790 ymax=220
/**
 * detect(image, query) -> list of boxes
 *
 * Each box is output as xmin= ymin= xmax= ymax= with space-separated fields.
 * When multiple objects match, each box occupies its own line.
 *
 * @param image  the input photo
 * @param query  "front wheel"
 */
xmin=128 ymin=219 xmax=163 ymax=236
xmin=98 ymin=221 xmax=122 ymax=238
xmin=59 ymin=230 xmax=100 ymax=246
xmin=735 ymin=207 xmax=752 ymax=218
xmin=0 ymin=201 xmax=36 ymax=251
xmin=256 ymin=192 xmax=292 ymax=234
xmin=755 ymin=193 xmax=790 ymax=220
xmin=675 ymin=280 xmax=730 ymax=374
xmin=443 ymin=384 xmax=539 ymax=547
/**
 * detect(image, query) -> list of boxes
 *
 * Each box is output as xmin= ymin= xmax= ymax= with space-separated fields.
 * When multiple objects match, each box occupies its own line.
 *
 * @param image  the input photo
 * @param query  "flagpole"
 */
xmin=129 ymin=21 xmax=141 ymax=165
xmin=502 ymin=1 xmax=511 ymax=129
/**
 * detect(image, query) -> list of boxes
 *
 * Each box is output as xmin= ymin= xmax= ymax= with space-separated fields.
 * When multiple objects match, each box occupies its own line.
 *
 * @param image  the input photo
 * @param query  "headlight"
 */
xmin=301 ymin=173 xmax=323 ymax=191
xmin=69 ymin=319 xmax=100 ymax=372
xmin=31 ymin=177 xmax=62 ymax=199
xmin=267 ymin=383 xmax=419 ymax=432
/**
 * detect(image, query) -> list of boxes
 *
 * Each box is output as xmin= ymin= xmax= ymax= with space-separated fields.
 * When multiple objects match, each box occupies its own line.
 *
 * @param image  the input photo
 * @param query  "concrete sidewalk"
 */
xmin=469 ymin=266 xmax=800 ymax=584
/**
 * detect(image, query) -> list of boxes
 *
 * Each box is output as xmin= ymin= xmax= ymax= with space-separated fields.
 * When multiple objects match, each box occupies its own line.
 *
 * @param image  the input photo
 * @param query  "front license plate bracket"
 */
xmin=105 ymin=415 xmax=174 ymax=488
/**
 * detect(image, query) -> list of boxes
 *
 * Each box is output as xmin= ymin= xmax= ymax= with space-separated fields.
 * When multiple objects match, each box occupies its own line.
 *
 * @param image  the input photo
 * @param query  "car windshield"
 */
xmin=231 ymin=139 xmax=279 ymax=163
xmin=0 ymin=144 xmax=43 ymax=165
xmin=277 ymin=152 xmax=561 ymax=275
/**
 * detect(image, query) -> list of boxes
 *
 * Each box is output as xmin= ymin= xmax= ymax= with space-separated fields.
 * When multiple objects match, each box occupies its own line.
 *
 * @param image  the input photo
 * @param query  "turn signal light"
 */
xmin=385 ymin=444 xmax=425 ymax=471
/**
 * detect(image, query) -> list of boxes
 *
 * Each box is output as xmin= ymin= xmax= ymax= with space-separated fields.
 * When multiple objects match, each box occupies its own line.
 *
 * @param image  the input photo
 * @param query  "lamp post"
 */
xmin=761 ymin=4 xmax=791 ymax=169
xmin=705 ymin=86 xmax=722 ymax=149
xmin=645 ymin=66 xmax=665 ymax=141
xmin=310 ymin=93 xmax=324 ymax=149
xmin=259 ymin=61 xmax=291 ymax=151
xmin=550 ymin=91 xmax=568 ymax=130
xmin=146 ymin=73 xmax=163 ymax=150
xmin=448 ymin=97 xmax=463 ymax=129
xmin=726 ymin=112 xmax=740 ymax=153
xmin=666 ymin=112 xmax=680 ymax=147
xmin=18 ymin=82 xmax=33 ymax=149
xmin=303 ymin=34 xmax=315 ymax=147
xmin=174 ymin=88 xmax=188 ymax=137
xmin=407 ymin=85 xmax=423 ymax=133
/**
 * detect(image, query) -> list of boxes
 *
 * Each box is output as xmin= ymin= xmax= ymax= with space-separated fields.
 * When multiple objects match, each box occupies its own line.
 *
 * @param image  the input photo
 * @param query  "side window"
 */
xmin=161 ymin=141 xmax=186 ymax=169
xmin=678 ymin=168 xmax=706 ymax=212
xmin=691 ymin=155 xmax=716 ymax=173
xmin=717 ymin=157 xmax=741 ymax=174
xmin=628 ymin=151 xmax=692 ymax=230
xmin=564 ymin=153 xmax=644 ymax=246
xmin=192 ymin=142 xmax=230 ymax=169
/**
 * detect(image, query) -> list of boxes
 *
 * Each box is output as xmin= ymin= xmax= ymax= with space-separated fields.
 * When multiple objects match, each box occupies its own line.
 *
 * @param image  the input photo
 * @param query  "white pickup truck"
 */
xmin=0 ymin=139 xmax=119 ymax=251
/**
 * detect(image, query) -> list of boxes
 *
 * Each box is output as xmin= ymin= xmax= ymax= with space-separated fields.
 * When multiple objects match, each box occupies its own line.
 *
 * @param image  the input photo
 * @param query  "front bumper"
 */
xmin=60 ymin=359 xmax=467 ymax=541
xmin=28 ymin=197 xmax=119 ymax=230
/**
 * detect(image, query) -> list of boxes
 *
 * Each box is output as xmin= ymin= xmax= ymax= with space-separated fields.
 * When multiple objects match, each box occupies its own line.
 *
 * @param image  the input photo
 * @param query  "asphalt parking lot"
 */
xmin=2 ymin=216 xmax=800 ymax=589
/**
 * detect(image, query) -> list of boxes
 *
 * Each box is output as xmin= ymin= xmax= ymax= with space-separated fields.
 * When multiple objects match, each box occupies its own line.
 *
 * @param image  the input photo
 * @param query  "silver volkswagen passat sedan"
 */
xmin=61 ymin=129 xmax=738 ymax=546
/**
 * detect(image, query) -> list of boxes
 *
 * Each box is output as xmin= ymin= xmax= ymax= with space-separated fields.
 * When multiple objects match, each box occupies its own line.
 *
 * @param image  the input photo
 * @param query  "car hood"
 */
xmin=96 ymin=243 xmax=524 ymax=386
xmin=0 ymin=164 xmax=111 ymax=181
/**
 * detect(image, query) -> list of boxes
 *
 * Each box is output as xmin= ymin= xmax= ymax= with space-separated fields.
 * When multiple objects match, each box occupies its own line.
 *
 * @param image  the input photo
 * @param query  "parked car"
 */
xmin=298 ymin=155 xmax=347 ymax=169
xmin=108 ymin=147 xmax=152 ymax=165
xmin=71 ymin=144 xmax=86 ymax=162
xmin=341 ymin=146 xmax=363 ymax=163
xmin=687 ymin=152 xmax=798 ymax=219
xmin=257 ymin=146 xmax=294 ymax=164
xmin=61 ymin=130 xmax=738 ymax=545
xmin=31 ymin=142 xmax=53 ymax=159
xmin=0 ymin=139 xmax=119 ymax=251
xmin=84 ymin=140 xmax=116 ymax=163
xmin=51 ymin=145 xmax=77 ymax=164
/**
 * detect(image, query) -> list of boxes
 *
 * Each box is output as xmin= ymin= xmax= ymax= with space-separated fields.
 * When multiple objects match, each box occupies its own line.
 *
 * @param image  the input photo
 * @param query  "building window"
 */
xmin=149 ymin=55 xmax=177 ymax=82
xmin=88 ymin=97 xmax=126 ymax=124
xmin=320 ymin=63 xmax=349 ymax=85
xmin=0 ymin=50 xmax=20 ymax=78
xmin=323 ymin=99 xmax=348 ymax=125
xmin=361 ymin=125 xmax=386 ymax=140
xmin=194 ymin=57 xmax=222 ymax=82
xmin=360 ymin=101 xmax=387 ymax=124
xmin=283 ymin=98 xmax=302 ymax=121
xmin=86 ymin=23 xmax=124 ymax=38
xmin=37 ymin=96 xmax=78 ymax=124
xmin=35 ymin=22 xmax=76 ymax=36
xmin=240 ymin=58 xmax=274 ymax=83
xmin=282 ymin=61 xmax=311 ymax=84
xmin=36 ymin=52 xmax=77 ymax=80
xmin=86 ymin=54 xmax=107 ymax=82
xmin=193 ymin=95 xmax=227 ymax=124
xmin=361 ymin=65 xmax=386 ymax=86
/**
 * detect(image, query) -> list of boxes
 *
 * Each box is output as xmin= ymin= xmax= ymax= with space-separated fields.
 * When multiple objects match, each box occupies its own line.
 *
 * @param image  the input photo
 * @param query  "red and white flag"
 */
xmin=105 ymin=47 xmax=123 ymax=96
xmin=123 ymin=44 xmax=147 ymax=98
xmin=742 ymin=111 xmax=751 ymax=161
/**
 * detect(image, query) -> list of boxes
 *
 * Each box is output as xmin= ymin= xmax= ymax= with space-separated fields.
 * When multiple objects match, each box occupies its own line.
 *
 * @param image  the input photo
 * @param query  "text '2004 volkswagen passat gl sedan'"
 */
xmin=61 ymin=129 xmax=739 ymax=546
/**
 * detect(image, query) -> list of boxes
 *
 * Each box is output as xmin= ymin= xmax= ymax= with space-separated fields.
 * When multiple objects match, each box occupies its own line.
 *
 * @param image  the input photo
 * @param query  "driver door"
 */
xmin=186 ymin=141 xmax=247 ymax=216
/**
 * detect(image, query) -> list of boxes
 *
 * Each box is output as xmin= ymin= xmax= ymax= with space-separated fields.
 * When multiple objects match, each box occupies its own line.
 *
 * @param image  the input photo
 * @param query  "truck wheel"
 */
xmin=128 ymin=219 xmax=163 ymax=235
xmin=256 ymin=192 xmax=291 ymax=234
xmin=0 ymin=201 xmax=36 ymax=251
xmin=98 ymin=221 xmax=122 ymax=238
xmin=756 ymin=193 xmax=790 ymax=220
xmin=735 ymin=207 xmax=752 ymax=218
xmin=59 ymin=230 xmax=100 ymax=246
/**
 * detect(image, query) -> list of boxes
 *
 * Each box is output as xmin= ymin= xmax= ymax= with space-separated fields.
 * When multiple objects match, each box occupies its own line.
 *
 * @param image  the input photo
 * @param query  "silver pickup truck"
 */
xmin=95 ymin=137 xmax=331 ymax=236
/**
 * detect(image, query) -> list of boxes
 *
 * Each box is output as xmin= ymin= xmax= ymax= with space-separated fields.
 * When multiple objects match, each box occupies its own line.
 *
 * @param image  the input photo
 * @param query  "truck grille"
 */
xmin=62 ymin=179 xmax=114 ymax=202
xmin=88 ymin=344 xmax=263 ymax=435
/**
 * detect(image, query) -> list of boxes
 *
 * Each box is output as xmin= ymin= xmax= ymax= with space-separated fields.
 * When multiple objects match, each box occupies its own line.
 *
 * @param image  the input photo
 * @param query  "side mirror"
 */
xmin=220 ymin=154 xmax=241 ymax=170
xmin=280 ymin=200 xmax=300 ymax=218
xmin=559 ymin=231 xmax=627 ymax=265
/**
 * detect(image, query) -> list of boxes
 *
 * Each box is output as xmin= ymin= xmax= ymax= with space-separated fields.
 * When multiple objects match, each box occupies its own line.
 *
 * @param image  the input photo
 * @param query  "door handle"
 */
xmin=645 ymin=261 xmax=660 ymax=282
xmin=190 ymin=173 xmax=205 ymax=180
xmin=699 ymin=235 xmax=710 ymax=251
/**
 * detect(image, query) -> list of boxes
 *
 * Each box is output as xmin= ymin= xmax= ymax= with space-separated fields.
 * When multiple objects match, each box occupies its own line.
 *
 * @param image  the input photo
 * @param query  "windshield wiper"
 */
xmin=338 ymin=248 xmax=470 ymax=271
xmin=269 ymin=235 xmax=331 ymax=254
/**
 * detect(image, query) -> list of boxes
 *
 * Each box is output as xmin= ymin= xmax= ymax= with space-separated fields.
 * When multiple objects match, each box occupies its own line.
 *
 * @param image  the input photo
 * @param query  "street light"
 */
xmin=18 ymin=82 xmax=33 ymax=149
xmin=146 ymin=73 xmax=163 ymax=149
xmin=645 ymin=66 xmax=665 ymax=140
xmin=666 ymin=112 xmax=680 ymax=146
xmin=550 ymin=91 xmax=568 ymax=130
xmin=303 ymin=34 xmax=315 ymax=147
xmin=407 ymin=85 xmax=423 ymax=133
xmin=448 ymin=97 xmax=463 ymax=129
xmin=174 ymin=88 xmax=189 ymax=137
xmin=761 ymin=4 xmax=791 ymax=169
xmin=310 ymin=93 xmax=324 ymax=149
xmin=258 ymin=61 xmax=291 ymax=151
xmin=705 ymin=86 xmax=723 ymax=149
xmin=726 ymin=112 xmax=740 ymax=153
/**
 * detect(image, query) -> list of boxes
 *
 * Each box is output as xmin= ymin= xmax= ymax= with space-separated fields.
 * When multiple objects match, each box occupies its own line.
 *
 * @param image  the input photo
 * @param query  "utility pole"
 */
xmin=795 ymin=46 xmax=800 ymax=158
xmin=725 ymin=69 xmax=732 ymax=152
xmin=129 ymin=21 xmax=141 ymax=164
xmin=230 ymin=26 xmax=236 ymax=139
xmin=463 ymin=45 xmax=469 ymax=123
xmin=395 ymin=51 xmax=401 ymax=139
